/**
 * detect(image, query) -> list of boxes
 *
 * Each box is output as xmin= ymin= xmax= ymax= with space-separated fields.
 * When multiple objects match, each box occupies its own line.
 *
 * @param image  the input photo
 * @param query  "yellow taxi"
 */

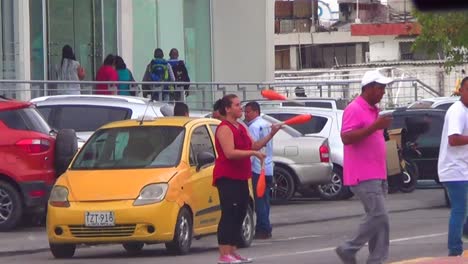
xmin=46 ymin=117 xmax=255 ymax=258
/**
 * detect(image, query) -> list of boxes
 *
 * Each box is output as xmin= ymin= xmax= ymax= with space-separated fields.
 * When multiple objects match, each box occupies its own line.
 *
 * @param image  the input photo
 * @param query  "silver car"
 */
xmin=259 ymin=115 xmax=332 ymax=202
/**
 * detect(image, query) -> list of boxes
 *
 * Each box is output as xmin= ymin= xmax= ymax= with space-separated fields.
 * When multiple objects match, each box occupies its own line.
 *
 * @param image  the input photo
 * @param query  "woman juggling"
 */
xmin=213 ymin=94 xmax=281 ymax=264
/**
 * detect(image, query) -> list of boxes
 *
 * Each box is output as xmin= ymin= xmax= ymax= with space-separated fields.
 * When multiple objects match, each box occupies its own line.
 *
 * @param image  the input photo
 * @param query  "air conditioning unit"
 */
xmin=365 ymin=52 xmax=370 ymax=62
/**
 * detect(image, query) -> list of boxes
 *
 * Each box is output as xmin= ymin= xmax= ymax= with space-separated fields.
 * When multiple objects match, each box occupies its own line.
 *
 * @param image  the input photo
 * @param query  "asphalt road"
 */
xmin=0 ymin=188 xmax=454 ymax=264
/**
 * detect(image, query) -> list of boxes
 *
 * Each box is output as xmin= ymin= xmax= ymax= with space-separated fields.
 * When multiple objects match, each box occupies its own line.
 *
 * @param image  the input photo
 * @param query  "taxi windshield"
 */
xmin=71 ymin=126 xmax=185 ymax=170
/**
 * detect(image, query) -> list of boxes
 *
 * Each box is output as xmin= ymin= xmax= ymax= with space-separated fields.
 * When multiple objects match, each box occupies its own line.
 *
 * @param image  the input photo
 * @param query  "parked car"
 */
xmin=258 ymin=115 xmax=332 ymax=202
xmin=47 ymin=117 xmax=255 ymax=258
xmin=383 ymin=108 xmax=447 ymax=183
xmin=30 ymin=95 xmax=172 ymax=147
xmin=0 ymin=97 xmax=77 ymax=231
xmin=262 ymin=107 xmax=352 ymax=201
xmin=407 ymin=96 xmax=459 ymax=110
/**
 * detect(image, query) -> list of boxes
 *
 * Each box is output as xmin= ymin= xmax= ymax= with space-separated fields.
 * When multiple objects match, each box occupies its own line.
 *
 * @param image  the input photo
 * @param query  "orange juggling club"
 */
xmin=256 ymin=163 xmax=266 ymax=198
xmin=282 ymin=114 xmax=313 ymax=126
xmin=261 ymin=89 xmax=287 ymax=101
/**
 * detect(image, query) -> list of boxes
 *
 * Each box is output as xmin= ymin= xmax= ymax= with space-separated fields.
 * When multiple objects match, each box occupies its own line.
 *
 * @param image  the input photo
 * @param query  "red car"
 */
xmin=0 ymin=97 xmax=76 ymax=231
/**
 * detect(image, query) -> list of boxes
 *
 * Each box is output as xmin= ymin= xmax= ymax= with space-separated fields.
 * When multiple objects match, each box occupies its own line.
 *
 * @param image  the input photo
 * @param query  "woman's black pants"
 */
xmin=216 ymin=178 xmax=249 ymax=246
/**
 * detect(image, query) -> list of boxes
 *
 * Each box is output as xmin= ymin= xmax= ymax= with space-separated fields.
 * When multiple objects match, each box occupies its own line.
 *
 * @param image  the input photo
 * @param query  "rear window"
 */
xmin=391 ymin=113 xmax=444 ymax=147
xmin=434 ymin=103 xmax=453 ymax=111
xmin=267 ymin=113 xmax=328 ymax=134
xmin=38 ymin=105 xmax=131 ymax=132
xmin=407 ymin=101 xmax=433 ymax=109
xmin=0 ymin=107 xmax=51 ymax=134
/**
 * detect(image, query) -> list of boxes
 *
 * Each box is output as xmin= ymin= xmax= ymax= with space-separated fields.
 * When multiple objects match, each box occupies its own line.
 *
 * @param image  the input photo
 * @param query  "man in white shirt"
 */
xmin=244 ymin=102 xmax=274 ymax=239
xmin=438 ymin=76 xmax=468 ymax=257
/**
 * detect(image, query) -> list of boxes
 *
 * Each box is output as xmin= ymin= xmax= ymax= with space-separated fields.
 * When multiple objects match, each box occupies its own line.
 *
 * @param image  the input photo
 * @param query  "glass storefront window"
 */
xmin=0 ymin=0 xmax=17 ymax=98
xmin=30 ymin=0 xmax=44 ymax=81
xmin=132 ymin=0 xmax=158 ymax=82
xmin=103 ymin=0 xmax=117 ymax=59
xmin=184 ymin=0 xmax=212 ymax=109
xmin=45 ymin=0 xmax=117 ymax=79
xmin=0 ymin=0 xmax=16 ymax=80
xmin=183 ymin=0 xmax=212 ymax=83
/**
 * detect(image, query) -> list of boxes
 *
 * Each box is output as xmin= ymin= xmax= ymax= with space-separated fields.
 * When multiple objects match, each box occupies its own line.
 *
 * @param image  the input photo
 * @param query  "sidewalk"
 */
xmin=0 ymin=188 xmax=447 ymax=257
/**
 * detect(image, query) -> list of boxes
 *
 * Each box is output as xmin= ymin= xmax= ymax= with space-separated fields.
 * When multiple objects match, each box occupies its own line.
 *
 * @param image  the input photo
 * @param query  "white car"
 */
xmin=407 ymin=96 xmax=459 ymax=110
xmin=262 ymin=107 xmax=352 ymax=201
xmin=30 ymin=95 xmax=172 ymax=147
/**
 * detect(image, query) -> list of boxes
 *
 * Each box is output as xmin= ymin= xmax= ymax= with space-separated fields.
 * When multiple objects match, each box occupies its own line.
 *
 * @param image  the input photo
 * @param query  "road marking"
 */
xmin=389 ymin=232 xmax=447 ymax=243
xmin=253 ymin=235 xmax=321 ymax=246
xmin=273 ymin=235 xmax=322 ymax=242
xmin=255 ymin=232 xmax=448 ymax=260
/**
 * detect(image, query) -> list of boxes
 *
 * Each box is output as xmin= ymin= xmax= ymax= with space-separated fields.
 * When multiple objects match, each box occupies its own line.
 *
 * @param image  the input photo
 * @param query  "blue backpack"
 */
xmin=149 ymin=59 xmax=169 ymax=82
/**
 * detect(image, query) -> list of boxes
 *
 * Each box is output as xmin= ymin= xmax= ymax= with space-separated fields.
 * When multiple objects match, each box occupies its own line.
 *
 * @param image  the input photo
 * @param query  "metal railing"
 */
xmin=0 ymin=78 xmax=442 ymax=111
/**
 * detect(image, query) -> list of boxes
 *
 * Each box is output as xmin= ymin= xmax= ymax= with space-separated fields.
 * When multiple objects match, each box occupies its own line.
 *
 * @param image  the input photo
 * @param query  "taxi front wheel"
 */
xmin=49 ymin=243 xmax=76 ymax=259
xmin=165 ymin=207 xmax=193 ymax=255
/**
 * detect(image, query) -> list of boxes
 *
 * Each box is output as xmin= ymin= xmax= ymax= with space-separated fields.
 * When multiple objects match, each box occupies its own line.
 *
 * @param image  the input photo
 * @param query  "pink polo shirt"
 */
xmin=342 ymin=96 xmax=387 ymax=186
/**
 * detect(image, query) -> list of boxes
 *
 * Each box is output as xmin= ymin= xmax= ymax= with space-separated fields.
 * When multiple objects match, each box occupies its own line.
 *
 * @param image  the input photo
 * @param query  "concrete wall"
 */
xmin=211 ymin=0 xmax=275 ymax=84
xmin=369 ymin=35 xmax=399 ymax=61
xmin=275 ymin=31 xmax=369 ymax=46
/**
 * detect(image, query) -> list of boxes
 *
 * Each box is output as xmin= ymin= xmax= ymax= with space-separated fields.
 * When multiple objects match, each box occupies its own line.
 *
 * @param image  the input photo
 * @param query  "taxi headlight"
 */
xmin=133 ymin=183 xmax=168 ymax=206
xmin=49 ymin=186 xmax=70 ymax=207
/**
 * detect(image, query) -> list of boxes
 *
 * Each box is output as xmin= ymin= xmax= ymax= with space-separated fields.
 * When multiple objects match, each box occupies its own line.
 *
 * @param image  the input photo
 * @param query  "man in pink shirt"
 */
xmin=335 ymin=70 xmax=393 ymax=264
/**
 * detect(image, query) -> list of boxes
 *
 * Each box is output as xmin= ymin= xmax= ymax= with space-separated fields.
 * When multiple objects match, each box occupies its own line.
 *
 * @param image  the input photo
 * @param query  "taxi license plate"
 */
xmin=85 ymin=211 xmax=115 ymax=227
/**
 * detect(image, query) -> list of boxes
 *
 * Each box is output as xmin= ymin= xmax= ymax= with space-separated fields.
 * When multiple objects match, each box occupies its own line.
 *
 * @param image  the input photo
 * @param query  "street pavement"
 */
xmin=1 ymin=188 xmax=466 ymax=263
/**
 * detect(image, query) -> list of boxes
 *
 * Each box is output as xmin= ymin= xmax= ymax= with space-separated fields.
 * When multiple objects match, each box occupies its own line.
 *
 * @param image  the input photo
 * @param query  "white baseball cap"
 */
xmin=361 ymin=70 xmax=393 ymax=87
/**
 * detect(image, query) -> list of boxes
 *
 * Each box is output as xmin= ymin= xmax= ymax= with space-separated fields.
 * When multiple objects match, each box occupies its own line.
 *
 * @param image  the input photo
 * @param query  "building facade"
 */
xmin=273 ymin=0 xmax=439 ymax=70
xmin=3 ymin=0 xmax=275 ymax=102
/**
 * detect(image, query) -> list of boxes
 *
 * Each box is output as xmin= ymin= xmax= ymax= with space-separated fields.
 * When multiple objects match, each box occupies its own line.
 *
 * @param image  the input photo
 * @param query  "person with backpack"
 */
xmin=168 ymin=48 xmax=190 ymax=101
xmin=142 ymin=48 xmax=175 ymax=101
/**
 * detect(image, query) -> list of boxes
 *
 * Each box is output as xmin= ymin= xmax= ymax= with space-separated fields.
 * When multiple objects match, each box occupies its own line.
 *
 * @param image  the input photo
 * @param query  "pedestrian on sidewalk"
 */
xmin=213 ymin=94 xmax=281 ymax=264
xmin=168 ymin=48 xmax=190 ymax=101
xmin=115 ymin=56 xmax=137 ymax=96
xmin=336 ymin=70 xmax=393 ymax=264
xmin=95 ymin=54 xmax=118 ymax=95
xmin=438 ymin=76 xmax=468 ymax=257
xmin=142 ymin=48 xmax=175 ymax=101
xmin=56 ymin=44 xmax=85 ymax=95
xmin=244 ymin=101 xmax=274 ymax=239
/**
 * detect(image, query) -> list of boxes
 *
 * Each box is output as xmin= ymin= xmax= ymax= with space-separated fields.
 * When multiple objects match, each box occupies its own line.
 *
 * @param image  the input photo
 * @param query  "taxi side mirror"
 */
xmin=196 ymin=151 xmax=215 ymax=172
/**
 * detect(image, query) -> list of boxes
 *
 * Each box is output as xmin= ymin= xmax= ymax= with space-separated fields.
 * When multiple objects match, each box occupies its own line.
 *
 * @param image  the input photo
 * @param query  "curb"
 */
xmin=0 ymin=248 xmax=49 ymax=257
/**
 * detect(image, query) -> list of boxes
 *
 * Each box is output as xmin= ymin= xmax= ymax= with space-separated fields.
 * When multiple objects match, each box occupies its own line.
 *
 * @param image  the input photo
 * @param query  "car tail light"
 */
xmin=29 ymin=190 xmax=46 ymax=198
xmin=319 ymin=143 xmax=330 ymax=163
xmin=15 ymin=139 xmax=51 ymax=153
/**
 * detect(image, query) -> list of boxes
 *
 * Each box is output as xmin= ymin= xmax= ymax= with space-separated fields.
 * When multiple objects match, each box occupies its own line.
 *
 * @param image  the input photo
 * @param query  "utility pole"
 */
xmin=355 ymin=0 xmax=361 ymax=23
